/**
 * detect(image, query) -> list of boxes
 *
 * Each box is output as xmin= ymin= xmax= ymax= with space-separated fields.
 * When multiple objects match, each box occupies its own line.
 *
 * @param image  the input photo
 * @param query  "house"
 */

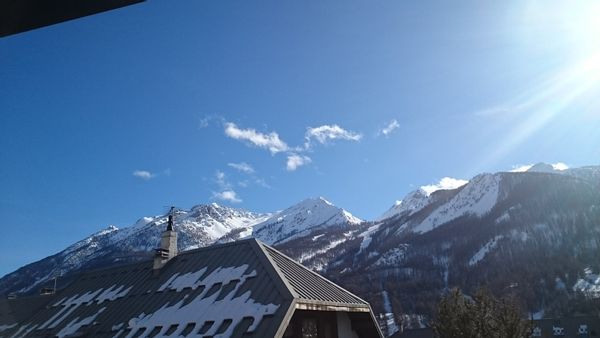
xmin=529 ymin=316 xmax=600 ymax=337
xmin=0 ymin=221 xmax=383 ymax=338
xmin=387 ymin=316 xmax=600 ymax=338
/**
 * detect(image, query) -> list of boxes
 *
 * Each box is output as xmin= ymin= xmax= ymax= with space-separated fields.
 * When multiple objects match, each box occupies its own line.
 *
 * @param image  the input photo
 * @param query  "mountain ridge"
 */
xmin=3 ymin=163 xmax=600 ymax=336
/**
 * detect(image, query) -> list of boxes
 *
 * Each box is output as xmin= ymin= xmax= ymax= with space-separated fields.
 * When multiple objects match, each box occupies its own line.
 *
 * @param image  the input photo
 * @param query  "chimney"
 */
xmin=153 ymin=207 xmax=178 ymax=271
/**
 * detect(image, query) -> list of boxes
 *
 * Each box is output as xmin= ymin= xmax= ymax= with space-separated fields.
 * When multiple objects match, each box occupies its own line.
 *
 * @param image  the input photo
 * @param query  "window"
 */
xmin=579 ymin=324 xmax=589 ymax=335
xmin=532 ymin=327 xmax=542 ymax=337
xmin=553 ymin=326 xmax=565 ymax=336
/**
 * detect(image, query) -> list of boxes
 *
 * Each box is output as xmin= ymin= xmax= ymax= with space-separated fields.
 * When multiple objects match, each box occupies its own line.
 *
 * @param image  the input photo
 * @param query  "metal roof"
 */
xmin=260 ymin=243 xmax=369 ymax=308
xmin=0 ymin=238 xmax=380 ymax=338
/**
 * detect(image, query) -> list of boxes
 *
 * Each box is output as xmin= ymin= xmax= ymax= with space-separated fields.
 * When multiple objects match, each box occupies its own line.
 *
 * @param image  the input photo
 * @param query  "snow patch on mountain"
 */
xmin=413 ymin=174 xmax=502 ymax=234
xmin=6 ymin=204 xmax=270 ymax=294
xmin=511 ymin=162 xmax=569 ymax=173
xmin=357 ymin=223 xmax=381 ymax=255
xmin=375 ymin=246 xmax=409 ymax=267
xmin=382 ymin=290 xmax=399 ymax=336
xmin=377 ymin=177 xmax=468 ymax=222
xmin=299 ymin=238 xmax=346 ymax=264
xmin=252 ymin=197 xmax=362 ymax=245
xmin=528 ymin=162 xmax=558 ymax=173
xmin=469 ymin=236 xmax=502 ymax=266
xmin=573 ymin=268 xmax=600 ymax=298
xmin=376 ymin=190 xmax=431 ymax=221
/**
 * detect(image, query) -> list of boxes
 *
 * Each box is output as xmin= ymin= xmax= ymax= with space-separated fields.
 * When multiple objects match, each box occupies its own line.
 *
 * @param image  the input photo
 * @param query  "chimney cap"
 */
xmin=166 ymin=206 xmax=175 ymax=231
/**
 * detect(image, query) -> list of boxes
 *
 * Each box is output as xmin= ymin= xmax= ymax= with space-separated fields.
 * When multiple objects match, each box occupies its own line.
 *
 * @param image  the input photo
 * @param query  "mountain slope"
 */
xmin=252 ymin=197 xmax=363 ymax=245
xmin=0 ymin=204 xmax=270 ymax=295
xmin=3 ymin=164 xmax=600 ymax=336
xmin=313 ymin=168 xmax=600 ymax=334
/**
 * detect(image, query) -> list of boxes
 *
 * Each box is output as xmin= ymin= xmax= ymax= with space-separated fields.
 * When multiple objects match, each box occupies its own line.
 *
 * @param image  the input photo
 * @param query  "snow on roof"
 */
xmin=0 ymin=239 xmax=380 ymax=338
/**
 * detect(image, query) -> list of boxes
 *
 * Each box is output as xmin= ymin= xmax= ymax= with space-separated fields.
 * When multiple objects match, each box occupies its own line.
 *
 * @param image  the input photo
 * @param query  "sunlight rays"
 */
xmin=475 ymin=51 xmax=600 ymax=172
xmin=469 ymin=0 xmax=600 ymax=172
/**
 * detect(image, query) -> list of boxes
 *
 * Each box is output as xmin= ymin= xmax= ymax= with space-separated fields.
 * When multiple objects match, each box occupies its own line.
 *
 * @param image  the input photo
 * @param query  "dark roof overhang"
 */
xmin=0 ymin=0 xmax=144 ymax=37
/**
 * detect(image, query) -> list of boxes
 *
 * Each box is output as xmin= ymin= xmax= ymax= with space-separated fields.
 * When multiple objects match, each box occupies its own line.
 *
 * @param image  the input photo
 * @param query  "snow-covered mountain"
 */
xmin=0 ymin=203 xmax=270 ymax=295
xmin=253 ymin=197 xmax=363 ymax=245
xmin=0 ymin=198 xmax=362 ymax=296
xmin=3 ymin=163 xmax=600 ymax=336
xmin=376 ymin=189 xmax=431 ymax=221
xmin=317 ymin=165 xmax=600 ymax=334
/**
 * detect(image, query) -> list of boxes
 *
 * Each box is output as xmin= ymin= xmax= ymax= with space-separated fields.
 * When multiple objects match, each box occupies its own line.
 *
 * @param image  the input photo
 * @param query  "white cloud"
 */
xmin=227 ymin=162 xmax=255 ymax=174
xmin=510 ymin=164 xmax=534 ymax=172
xmin=212 ymin=171 xmax=241 ymax=203
xmin=378 ymin=119 xmax=400 ymax=137
xmin=253 ymin=177 xmax=271 ymax=188
xmin=221 ymin=121 xmax=363 ymax=172
xmin=552 ymin=162 xmax=569 ymax=171
xmin=215 ymin=170 xmax=230 ymax=189
xmin=304 ymin=124 xmax=362 ymax=147
xmin=224 ymin=122 xmax=289 ymax=154
xmin=133 ymin=170 xmax=155 ymax=180
xmin=421 ymin=177 xmax=469 ymax=196
xmin=212 ymin=190 xmax=242 ymax=203
xmin=286 ymin=154 xmax=312 ymax=171
xmin=198 ymin=116 xmax=211 ymax=128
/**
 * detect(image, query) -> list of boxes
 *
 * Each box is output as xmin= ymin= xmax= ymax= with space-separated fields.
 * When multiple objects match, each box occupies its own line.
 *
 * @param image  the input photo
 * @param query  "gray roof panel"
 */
xmin=1 ymin=238 xmax=380 ymax=338
xmin=1 ymin=239 xmax=292 ymax=338
xmin=260 ymin=243 xmax=369 ymax=307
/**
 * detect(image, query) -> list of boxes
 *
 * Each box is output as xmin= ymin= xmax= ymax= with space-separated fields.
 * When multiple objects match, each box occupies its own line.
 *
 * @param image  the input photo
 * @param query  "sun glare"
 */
xmin=566 ymin=1 xmax=600 ymax=56
xmin=522 ymin=0 xmax=600 ymax=57
xmin=475 ymin=1 xmax=600 ymax=172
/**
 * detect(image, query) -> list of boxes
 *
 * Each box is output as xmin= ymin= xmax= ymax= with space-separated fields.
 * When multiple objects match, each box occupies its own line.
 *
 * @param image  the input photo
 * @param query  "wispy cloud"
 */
xmin=215 ymin=170 xmax=230 ymax=189
xmin=212 ymin=190 xmax=242 ymax=203
xmin=304 ymin=124 xmax=362 ymax=148
xmin=227 ymin=162 xmax=255 ymax=174
xmin=198 ymin=114 xmax=224 ymax=129
xmin=212 ymin=171 xmax=242 ymax=203
xmin=378 ymin=119 xmax=400 ymax=137
xmin=224 ymin=122 xmax=289 ymax=154
xmin=253 ymin=177 xmax=271 ymax=188
xmin=421 ymin=177 xmax=468 ymax=196
xmin=286 ymin=154 xmax=312 ymax=171
xmin=133 ymin=170 xmax=155 ymax=180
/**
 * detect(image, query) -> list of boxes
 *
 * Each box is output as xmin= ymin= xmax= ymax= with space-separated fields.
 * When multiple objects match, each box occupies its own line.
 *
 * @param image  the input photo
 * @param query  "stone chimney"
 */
xmin=153 ymin=207 xmax=178 ymax=271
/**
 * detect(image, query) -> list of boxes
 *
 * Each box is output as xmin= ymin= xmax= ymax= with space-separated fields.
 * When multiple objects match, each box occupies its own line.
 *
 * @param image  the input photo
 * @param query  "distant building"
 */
xmin=389 ymin=316 xmax=600 ymax=338
xmin=0 ymin=222 xmax=382 ymax=338
xmin=530 ymin=316 xmax=600 ymax=337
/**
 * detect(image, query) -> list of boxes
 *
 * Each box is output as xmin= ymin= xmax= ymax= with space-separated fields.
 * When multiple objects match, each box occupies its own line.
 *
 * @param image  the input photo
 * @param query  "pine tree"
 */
xmin=432 ymin=288 xmax=531 ymax=338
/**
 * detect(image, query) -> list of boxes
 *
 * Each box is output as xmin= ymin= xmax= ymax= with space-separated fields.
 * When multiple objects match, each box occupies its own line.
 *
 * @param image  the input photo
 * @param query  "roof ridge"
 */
xmin=176 ymin=237 xmax=259 ymax=256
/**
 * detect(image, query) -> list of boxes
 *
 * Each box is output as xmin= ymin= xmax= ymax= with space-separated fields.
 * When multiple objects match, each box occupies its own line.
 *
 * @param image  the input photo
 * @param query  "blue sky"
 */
xmin=1 ymin=0 xmax=599 ymax=276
